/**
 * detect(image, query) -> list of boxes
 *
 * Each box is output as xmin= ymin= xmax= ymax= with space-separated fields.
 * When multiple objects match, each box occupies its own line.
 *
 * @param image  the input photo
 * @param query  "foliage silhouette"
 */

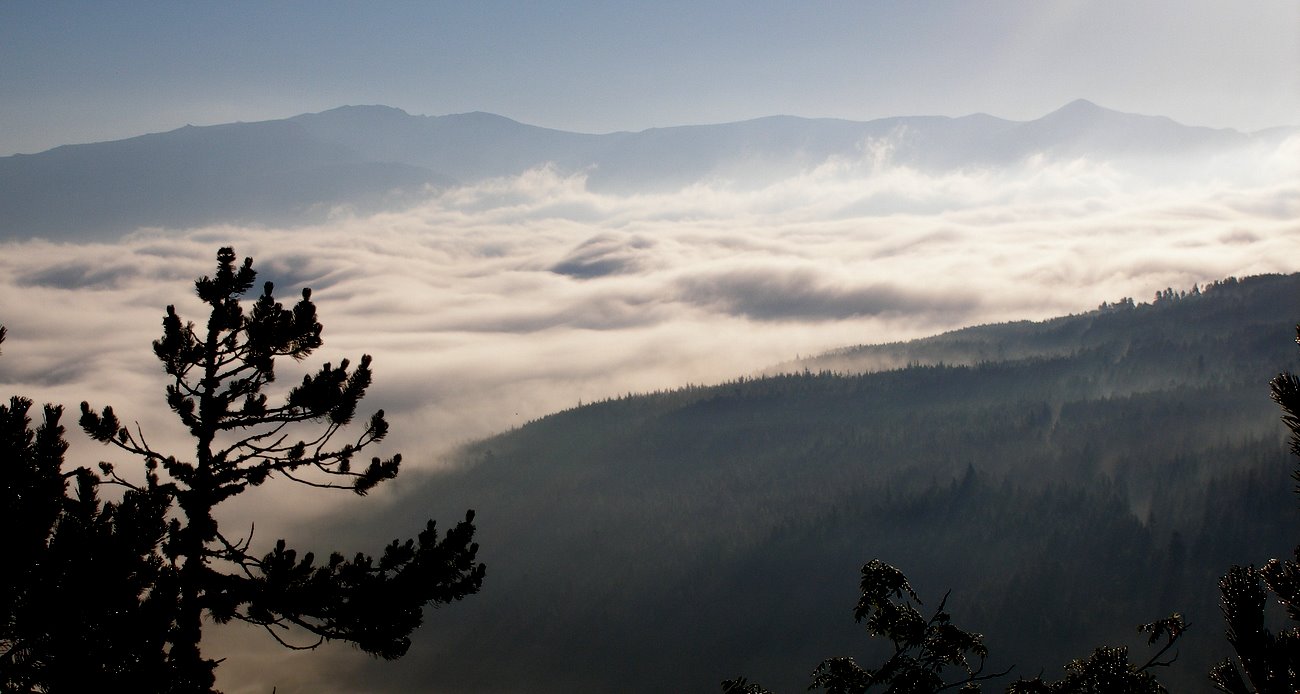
xmin=804 ymin=558 xmax=1005 ymax=693
xmin=1004 ymin=615 xmax=1184 ymax=693
xmin=1 ymin=326 xmax=178 ymax=692
xmin=77 ymin=248 xmax=485 ymax=690
xmin=722 ymin=559 xmax=1183 ymax=693
xmin=1208 ymin=332 xmax=1300 ymax=692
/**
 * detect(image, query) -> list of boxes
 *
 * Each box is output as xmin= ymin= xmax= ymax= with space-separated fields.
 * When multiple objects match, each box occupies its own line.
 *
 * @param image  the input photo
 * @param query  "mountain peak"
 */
xmin=328 ymin=104 xmax=410 ymax=115
xmin=1040 ymin=98 xmax=1115 ymax=122
xmin=292 ymin=104 xmax=412 ymax=124
xmin=1059 ymin=98 xmax=1103 ymax=113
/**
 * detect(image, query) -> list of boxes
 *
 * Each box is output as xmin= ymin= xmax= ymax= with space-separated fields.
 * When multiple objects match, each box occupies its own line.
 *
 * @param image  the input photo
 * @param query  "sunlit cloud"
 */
xmin=2 ymin=141 xmax=1298 ymax=520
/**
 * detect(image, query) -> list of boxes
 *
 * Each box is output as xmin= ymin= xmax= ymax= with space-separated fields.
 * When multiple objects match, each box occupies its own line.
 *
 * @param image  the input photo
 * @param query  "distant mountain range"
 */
xmin=1 ymin=101 xmax=1293 ymax=240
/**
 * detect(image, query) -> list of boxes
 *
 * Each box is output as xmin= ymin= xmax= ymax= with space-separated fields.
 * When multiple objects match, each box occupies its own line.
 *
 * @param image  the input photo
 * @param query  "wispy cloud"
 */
xmin=2 ymin=142 xmax=1298 ymax=516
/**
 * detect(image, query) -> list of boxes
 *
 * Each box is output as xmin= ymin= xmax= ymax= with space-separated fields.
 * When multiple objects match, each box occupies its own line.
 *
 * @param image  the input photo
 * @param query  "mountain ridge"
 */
xmin=2 ymin=101 xmax=1291 ymax=240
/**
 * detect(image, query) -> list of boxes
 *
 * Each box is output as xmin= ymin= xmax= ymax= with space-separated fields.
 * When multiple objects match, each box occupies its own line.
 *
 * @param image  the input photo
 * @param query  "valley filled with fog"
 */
xmin=6 ymin=2 xmax=1300 ymax=691
xmin=3 ymin=110 xmax=1298 ymax=480
xmin=2 ymin=104 xmax=1300 ymax=692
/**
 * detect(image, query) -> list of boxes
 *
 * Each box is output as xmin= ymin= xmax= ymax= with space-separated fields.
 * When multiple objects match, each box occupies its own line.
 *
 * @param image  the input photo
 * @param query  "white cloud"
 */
xmin=3 ymin=147 xmax=1298 ymax=517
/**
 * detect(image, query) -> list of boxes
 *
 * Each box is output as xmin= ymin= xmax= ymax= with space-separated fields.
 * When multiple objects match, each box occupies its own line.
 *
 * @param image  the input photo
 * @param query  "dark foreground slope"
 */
xmin=323 ymin=273 xmax=1300 ymax=693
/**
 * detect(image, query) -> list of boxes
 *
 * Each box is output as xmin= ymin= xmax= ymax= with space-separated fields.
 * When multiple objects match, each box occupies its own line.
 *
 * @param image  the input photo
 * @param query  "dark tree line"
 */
xmin=359 ymin=274 xmax=1297 ymax=692
xmin=722 ymin=322 xmax=1300 ymax=693
xmin=1 ymin=248 xmax=485 ymax=692
xmin=1 ymin=325 xmax=177 ymax=690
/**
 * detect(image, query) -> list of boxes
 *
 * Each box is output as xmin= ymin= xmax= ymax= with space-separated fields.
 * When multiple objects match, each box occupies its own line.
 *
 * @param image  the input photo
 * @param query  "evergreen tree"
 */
xmin=78 ymin=248 xmax=486 ymax=690
xmin=1 ymin=326 xmax=177 ymax=692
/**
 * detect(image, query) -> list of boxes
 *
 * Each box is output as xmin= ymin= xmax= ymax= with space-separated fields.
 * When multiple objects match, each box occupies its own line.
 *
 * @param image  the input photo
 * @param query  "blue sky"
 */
xmin=2 ymin=1 xmax=1297 ymax=154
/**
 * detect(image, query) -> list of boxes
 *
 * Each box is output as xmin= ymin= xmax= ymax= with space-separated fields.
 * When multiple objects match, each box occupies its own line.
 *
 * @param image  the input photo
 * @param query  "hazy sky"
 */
xmin=2 ymin=1 xmax=1297 ymax=155
xmin=3 ymin=4 xmax=1300 ymax=690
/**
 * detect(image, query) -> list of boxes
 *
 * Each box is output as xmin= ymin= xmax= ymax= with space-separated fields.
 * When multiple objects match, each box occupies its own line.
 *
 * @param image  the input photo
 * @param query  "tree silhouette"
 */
xmin=78 ymin=248 xmax=486 ymax=690
xmin=1005 ymin=615 xmax=1184 ymax=694
xmin=810 ymin=559 xmax=1002 ymax=692
xmin=720 ymin=560 xmax=1185 ymax=693
xmin=1208 ymin=337 xmax=1300 ymax=692
xmin=723 ymin=559 xmax=1008 ymax=693
xmin=1 ymin=326 xmax=178 ymax=692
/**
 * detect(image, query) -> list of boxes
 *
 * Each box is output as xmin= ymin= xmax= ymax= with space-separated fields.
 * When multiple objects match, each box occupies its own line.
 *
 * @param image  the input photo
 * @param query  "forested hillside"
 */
xmin=324 ymin=273 xmax=1300 ymax=692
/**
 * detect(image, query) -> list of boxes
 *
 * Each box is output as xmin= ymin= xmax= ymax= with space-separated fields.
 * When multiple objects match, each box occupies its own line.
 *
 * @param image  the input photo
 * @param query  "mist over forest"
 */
xmin=3 ymin=101 xmax=1300 ymax=692
xmin=290 ymin=272 xmax=1300 ymax=692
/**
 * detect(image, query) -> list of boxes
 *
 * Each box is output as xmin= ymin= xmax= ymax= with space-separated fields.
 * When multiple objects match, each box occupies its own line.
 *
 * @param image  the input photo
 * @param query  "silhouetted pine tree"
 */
xmin=1 ymin=326 xmax=178 ymax=692
xmin=78 ymin=248 xmax=486 ymax=690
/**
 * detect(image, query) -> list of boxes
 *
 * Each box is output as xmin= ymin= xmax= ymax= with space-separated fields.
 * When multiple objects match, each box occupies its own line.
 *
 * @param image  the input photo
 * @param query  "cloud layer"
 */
xmin=4 ymin=144 xmax=1298 ymax=464
xmin=1 ymin=142 xmax=1298 ymax=691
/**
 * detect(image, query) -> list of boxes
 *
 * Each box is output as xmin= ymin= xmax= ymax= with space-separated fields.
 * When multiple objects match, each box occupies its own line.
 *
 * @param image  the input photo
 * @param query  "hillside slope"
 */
xmin=313 ymin=272 xmax=1300 ymax=693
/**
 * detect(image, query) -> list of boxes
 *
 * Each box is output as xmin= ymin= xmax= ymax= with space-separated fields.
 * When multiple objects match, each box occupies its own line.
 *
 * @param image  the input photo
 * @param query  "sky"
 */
xmin=3 ymin=3 xmax=1300 ymax=691
xmin=1 ymin=1 xmax=1298 ymax=155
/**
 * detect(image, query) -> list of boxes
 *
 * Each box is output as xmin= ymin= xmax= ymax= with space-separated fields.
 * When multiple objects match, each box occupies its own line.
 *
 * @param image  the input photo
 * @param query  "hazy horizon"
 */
xmin=2 ymin=96 xmax=1294 ymax=158
xmin=2 ymin=2 xmax=1298 ymax=155
xmin=3 ymin=3 xmax=1299 ymax=691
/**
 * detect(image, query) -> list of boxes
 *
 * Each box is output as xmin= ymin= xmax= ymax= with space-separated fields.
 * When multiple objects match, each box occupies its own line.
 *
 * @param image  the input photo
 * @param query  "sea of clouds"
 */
xmin=2 ymin=138 xmax=1299 ymax=691
xmin=4 ymin=139 xmax=1299 ymax=488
